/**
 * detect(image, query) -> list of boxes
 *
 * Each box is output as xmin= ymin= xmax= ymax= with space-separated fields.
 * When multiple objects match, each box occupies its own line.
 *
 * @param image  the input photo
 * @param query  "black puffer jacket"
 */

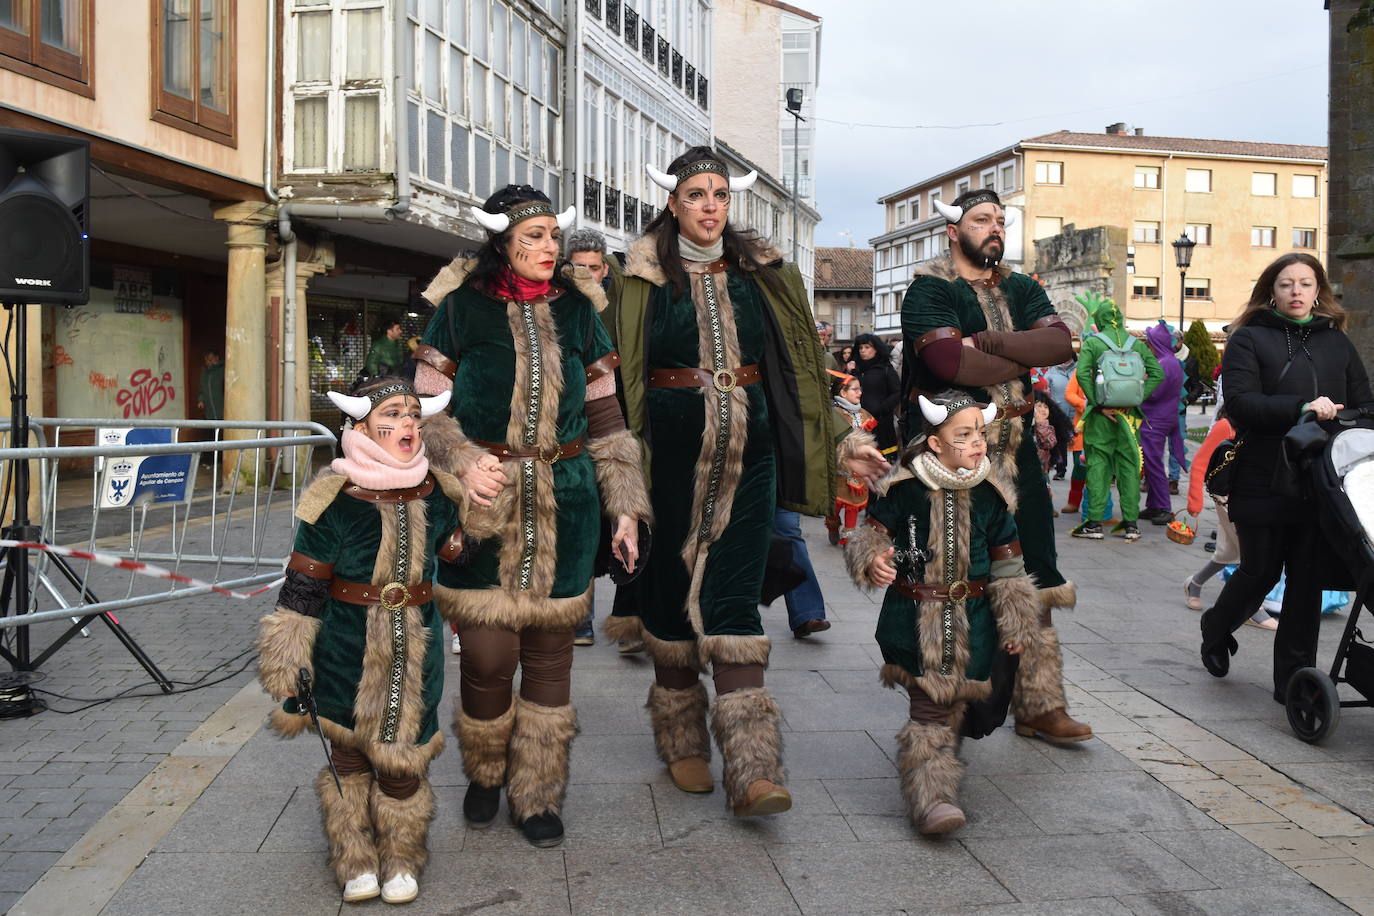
xmin=852 ymin=334 xmax=902 ymax=452
xmin=1222 ymin=309 xmax=1373 ymax=524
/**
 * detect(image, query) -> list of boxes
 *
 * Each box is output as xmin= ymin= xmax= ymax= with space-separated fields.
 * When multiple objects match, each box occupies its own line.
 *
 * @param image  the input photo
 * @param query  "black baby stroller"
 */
xmin=1282 ymin=409 xmax=1374 ymax=742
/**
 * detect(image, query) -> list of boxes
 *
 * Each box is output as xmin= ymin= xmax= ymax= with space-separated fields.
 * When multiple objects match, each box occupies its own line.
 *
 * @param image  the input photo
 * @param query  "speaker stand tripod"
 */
xmin=0 ymin=302 xmax=171 ymax=717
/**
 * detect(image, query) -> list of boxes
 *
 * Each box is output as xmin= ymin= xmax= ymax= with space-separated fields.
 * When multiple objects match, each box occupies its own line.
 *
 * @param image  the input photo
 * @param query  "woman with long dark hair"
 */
xmin=601 ymin=147 xmax=886 ymax=816
xmin=851 ymin=333 xmax=902 ymax=456
xmin=413 ymin=185 xmax=651 ymax=848
xmin=1199 ymin=253 xmax=1373 ymax=698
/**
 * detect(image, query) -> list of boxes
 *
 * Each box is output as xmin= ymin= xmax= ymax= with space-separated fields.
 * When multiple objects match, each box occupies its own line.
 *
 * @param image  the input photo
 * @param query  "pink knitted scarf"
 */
xmin=332 ymin=427 xmax=429 ymax=490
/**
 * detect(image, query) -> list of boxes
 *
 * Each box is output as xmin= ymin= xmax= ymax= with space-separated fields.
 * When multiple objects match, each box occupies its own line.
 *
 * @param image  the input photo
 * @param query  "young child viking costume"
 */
xmin=412 ymin=189 xmax=651 ymax=847
xmin=599 ymin=150 xmax=863 ymax=815
xmin=845 ymin=393 xmax=1042 ymax=834
xmin=900 ymin=189 xmax=1090 ymax=744
xmin=256 ymin=382 xmax=467 ymax=905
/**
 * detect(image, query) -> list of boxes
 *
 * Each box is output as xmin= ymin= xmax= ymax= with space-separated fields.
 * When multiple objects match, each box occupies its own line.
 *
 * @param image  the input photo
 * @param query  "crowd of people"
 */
xmin=251 ymin=152 xmax=1371 ymax=905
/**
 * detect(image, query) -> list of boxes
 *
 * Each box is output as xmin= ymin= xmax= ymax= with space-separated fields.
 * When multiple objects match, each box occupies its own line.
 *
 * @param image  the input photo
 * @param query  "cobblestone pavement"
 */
xmin=5 ymin=445 xmax=1374 ymax=914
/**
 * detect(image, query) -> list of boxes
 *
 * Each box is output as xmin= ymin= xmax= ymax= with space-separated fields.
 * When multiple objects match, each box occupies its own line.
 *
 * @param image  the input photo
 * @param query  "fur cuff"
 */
xmin=1011 ymin=625 xmax=1069 ymax=721
xmin=421 ymin=412 xmax=489 ymax=478
xmin=698 ymin=634 xmax=770 ymax=669
xmin=455 ymin=704 xmax=515 ymax=787
xmin=988 ymin=576 xmax=1044 ymax=657
xmin=506 ymin=699 xmax=578 ymax=819
xmin=843 ymin=521 xmax=892 ymax=590
xmin=1038 ymin=581 xmax=1077 ymax=611
xmin=836 ymin=428 xmax=877 ymax=469
xmin=602 ymin=614 xmax=643 ymax=644
xmin=256 ymin=609 xmax=320 ymax=699
xmin=647 ymin=683 xmax=712 ymax=764
xmin=709 ymin=687 xmax=784 ymax=807
xmin=317 ymin=769 xmax=378 ymax=887
xmin=586 ymin=429 xmax=653 ymax=522
xmin=640 ymin=627 xmax=704 ymax=672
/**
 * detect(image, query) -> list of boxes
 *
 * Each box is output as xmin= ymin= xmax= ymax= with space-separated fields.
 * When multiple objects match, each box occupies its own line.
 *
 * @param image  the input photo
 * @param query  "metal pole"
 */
xmin=791 ymin=113 xmax=800 ymax=264
xmin=1179 ymin=268 xmax=1186 ymax=331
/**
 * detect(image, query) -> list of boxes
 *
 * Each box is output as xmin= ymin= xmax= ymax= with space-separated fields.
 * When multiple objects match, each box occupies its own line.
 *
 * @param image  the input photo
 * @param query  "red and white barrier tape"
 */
xmin=0 ymin=540 xmax=284 ymax=600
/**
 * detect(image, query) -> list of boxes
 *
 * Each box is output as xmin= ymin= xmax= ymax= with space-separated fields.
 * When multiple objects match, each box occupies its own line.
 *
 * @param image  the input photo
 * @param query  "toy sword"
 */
xmin=297 ymin=667 xmax=342 ymax=797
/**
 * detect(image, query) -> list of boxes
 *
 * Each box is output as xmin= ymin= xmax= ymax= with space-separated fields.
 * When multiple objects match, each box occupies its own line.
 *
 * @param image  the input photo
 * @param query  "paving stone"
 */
xmin=1293 ymin=858 xmax=1374 ymax=900
xmin=990 ymin=771 xmax=1218 ymax=835
xmin=1142 ymin=828 xmax=1306 ymax=887
xmin=1239 ymin=782 xmax=1374 ymax=838
xmin=568 ymin=844 xmax=799 ymax=915
xmin=770 ymin=841 xmax=1013 ymax=912
xmin=155 ymin=782 xmax=295 ymax=853
xmin=1114 ymin=884 xmax=1353 ymax=915
xmin=784 ymin=731 xmax=895 ymax=780
xmin=1166 ymin=779 xmax=1287 ymax=825
xmin=99 ymin=852 xmax=341 ymax=916
xmin=963 ymin=832 xmax=1211 ymax=900
xmin=653 ymin=779 xmax=855 ymax=847
xmin=1229 ymin=821 xmax=1346 ymax=862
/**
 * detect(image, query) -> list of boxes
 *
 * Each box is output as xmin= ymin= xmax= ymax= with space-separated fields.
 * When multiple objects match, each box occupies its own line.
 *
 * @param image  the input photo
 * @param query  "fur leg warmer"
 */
xmin=505 ymin=698 xmax=578 ymax=820
xmin=988 ymin=576 xmax=1045 ymax=658
xmin=586 ymin=429 xmax=653 ymax=522
xmin=709 ymin=687 xmax=785 ymax=808
xmin=896 ymin=720 xmax=963 ymax=827
xmin=256 ymin=609 xmax=319 ymax=700
xmin=370 ymin=777 xmax=435 ymax=882
xmin=455 ymin=704 xmax=515 ymax=788
xmin=1012 ymin=624 xmax=1070 ymax=721
xmin=647 ymin=683 xmax=711 ymax=765
xmin=317 ymin=769 xmax=378 ymax=887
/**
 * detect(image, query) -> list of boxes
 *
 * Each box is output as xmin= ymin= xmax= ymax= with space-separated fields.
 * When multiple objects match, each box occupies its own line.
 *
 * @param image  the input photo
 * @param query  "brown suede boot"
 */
xmin=668 ymin=758 xmax=714 ymax=793
xmin=1011 ymin=620 xmax=1093 ymax=745
xmin=1014 ymin=708 xmax=1093 ymax=744
xmin=896 ymin=720 xmax=965 ymax=836
xmin=710 ymin=687 xmax=791 ymax=817
xmin=733 ymin=779 xmax=792 ymax=817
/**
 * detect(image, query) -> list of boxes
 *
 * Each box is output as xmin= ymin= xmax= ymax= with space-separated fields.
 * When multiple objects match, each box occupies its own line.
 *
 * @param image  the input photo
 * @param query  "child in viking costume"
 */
xmin=827 ymin=374 xmax=877 ymax=545
xmin=256 ymin=378 xmax=468 ymax=905
xmin=599 ymin=147 xmax=888 ymax=816
xmin=411 ymin=185 xmax=651 ymax=848
xmin=846 ymin=391 xmax=1042 ymax=834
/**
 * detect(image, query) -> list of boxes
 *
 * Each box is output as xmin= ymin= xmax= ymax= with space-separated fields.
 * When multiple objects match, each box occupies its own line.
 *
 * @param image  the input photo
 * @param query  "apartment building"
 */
xmin=870 ymin=126 xmax=1327 ymax=337
xmin=812 ymin=245 xmax=873 ymax=348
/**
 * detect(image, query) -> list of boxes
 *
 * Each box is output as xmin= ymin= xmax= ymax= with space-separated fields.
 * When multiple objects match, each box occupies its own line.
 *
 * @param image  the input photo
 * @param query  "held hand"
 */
xmin=1306 ymin=396 xmax=1343 ymax=421
xmin=463 ymin=460 xmax=509 ymax=507
xmin=1005 ymin=642 xmax=1023 ymax=655
xmin=611 ymin=514 xmax=639 ymax=573
xmin=868 ymin=547 xmax=897 ymax=588
xmin=844 ymin=445 xmax=890 ymax=487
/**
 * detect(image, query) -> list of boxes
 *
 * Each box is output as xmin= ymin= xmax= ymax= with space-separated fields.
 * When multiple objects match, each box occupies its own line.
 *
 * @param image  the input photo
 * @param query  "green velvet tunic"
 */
xmin=902 ymin=266 xmax=1067 ymax=591
xmin=283 ymin=483 xmax=460 ymax=746
xmin=867 ymin=480 xmax=1017 ymax=685
xmin=423 ymin=283 xmax=613 ymax=603
xmin=632 ymin=268 xmax=776 ymax=639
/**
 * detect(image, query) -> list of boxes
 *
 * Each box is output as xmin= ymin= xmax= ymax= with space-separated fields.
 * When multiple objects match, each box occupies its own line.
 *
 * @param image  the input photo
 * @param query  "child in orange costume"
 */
xmin=826 ymin=374 xmax=877 ymax=545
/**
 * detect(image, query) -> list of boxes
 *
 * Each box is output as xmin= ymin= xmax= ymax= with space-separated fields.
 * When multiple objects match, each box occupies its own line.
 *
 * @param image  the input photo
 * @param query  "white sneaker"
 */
xmin=451 ymin=633 xmax=462 ymax=654
xmin=342 ymin=872 xmax=380 ymax=903
xmin=381 ymin=872 xmax=418 ymax=904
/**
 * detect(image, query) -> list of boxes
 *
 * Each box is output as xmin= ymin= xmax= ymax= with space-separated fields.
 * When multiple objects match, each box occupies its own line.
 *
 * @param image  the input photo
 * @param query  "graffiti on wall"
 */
xmin=114 ymin=369 xmax=176 ymax=418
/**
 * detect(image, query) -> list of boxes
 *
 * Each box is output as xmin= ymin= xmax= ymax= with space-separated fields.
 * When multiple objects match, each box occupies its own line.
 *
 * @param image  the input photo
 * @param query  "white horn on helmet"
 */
xmin=555 ymin=206 xmax=577 ymax=231
xmin=917 ymin=395 xmax=949 ymax=427
xmin=419 ymin=390 xmax=451 ymax=418
xmin=933 ymin=200 xmax=964 ymax=223
xmin=470 ymin=206 xmax=510 ymax=234
xmin=980 ymin=403 xmax=998 ymax=426
xmin=645 ymin=163 xmax=678 ymax=192
xmin=327 ymin=391 xmax=374 ymax=421
xmin=728 ymin=170 xmax=758 ymax=192
xmin=1003 ymin=206 xmax=1020 ymax=230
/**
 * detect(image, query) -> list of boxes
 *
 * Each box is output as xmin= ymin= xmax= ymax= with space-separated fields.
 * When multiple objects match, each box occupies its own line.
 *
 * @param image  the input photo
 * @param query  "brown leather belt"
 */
xmin=330 ymin=578 xmax=433 ymax=610
xmin=647 ymin=364 xmax=762 ymax=391
xmin=896 ymin=579 xmax=988 ymax=603
xmin=471 ymin=435 xmax=584 ymax=464
xmin=906 ymin=387 xmax=1031 ymax=421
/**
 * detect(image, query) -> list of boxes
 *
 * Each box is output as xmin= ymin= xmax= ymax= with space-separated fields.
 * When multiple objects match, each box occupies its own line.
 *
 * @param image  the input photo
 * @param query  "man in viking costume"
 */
xmin=412 ymin=186 xmax=651 ymax=848
xmin=600 ymin=147 xmax=888 ymax=816
xmin=256 ymin=378 xmax=468 ymax=905
xmin=845 ymin=391 xmax=1043 ymax=834
xmin=900 ymin=188 xmax=1092 ymax=744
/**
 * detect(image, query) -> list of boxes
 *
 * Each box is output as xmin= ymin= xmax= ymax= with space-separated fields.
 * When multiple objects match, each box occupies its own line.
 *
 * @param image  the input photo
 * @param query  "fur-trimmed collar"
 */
xmin=422 ymin=258 xmax=608 ymax=312
xmin=912 ymin=253 xmax=1012 ymax=286
xmin=623 ymin=234 xmax=784 ymax=287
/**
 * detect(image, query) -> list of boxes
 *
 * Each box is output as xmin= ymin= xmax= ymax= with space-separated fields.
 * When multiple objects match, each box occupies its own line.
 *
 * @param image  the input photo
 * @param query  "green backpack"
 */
xmin=1093 ymin=333 xmax=1147 ymax=408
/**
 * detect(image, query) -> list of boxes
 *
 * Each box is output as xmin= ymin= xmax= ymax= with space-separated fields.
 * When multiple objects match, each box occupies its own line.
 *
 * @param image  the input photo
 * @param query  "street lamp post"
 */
xmin=785 ymin=87 xmax=805 ymax=265
xmin=1172 ymin=232 xmax=1196 ymax=331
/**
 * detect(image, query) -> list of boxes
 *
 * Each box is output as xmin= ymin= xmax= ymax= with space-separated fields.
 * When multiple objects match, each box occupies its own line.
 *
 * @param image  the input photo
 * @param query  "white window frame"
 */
xmin=1292 ymin=174 xmax=1318 ymax=198
xmin=1251 ymin=172 xmax=1277 ymax=197
xmin=1133 ymin=165 xmax=1160 ymax=189
xmin=1131 ymin=276 xmax=1160 ymax=299
xmin=1132 ymin=221 xmax=1160 ymax=244
xmin=1185 ymin=223 xmax=1211 ymax=246
xmin=1185 ymin=168 xmax=1212 ymax=193
xmin=1034 ymin=160 xmax=1063 ymax=185
xmin=1251 ymin=226 xmax=1276 ymax=248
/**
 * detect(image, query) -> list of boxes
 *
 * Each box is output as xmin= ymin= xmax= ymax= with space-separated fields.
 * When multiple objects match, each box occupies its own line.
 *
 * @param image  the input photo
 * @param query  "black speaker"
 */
xmin=0 ymin=126 xmax=89 ymax=305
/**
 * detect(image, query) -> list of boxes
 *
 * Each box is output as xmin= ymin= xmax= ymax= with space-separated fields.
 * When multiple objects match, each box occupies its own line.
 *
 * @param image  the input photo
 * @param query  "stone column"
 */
xmin=1329 ymin=1 xmax=1374 ymax=355
xmin=215 ymin=201 xmax=274 ymax=487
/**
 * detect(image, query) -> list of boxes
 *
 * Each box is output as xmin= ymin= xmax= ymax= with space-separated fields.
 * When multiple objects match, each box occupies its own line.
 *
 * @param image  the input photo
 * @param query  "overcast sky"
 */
xmin=800 ymin=0 xmax=1331 ymax=247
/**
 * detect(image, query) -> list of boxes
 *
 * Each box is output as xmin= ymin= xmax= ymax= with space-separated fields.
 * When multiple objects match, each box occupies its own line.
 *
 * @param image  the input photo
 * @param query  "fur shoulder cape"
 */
xmin=421 ymin=257 xmax=607 ymax=312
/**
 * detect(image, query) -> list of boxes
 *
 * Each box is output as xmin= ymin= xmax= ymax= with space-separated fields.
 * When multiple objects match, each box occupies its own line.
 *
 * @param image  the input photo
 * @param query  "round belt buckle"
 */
xmin=946 ymin=579 xmax=970 ymax=602
xmin=380 ymin=582 xmax=411 ymax=611
xmin=539 ymin=444 xmax=562 ymax=466
xmin=712 ymin=368 xmax=737 ymax=392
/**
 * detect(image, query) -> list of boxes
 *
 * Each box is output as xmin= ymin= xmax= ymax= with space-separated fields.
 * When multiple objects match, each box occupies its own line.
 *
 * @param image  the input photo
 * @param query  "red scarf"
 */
xmin=489 ymin=266 xmax=552 ymax=302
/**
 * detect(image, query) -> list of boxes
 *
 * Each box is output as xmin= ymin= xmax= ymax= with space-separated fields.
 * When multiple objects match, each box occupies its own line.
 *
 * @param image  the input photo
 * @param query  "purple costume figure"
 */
xmin=1140 ymin=322 xmax=1184 ymax=519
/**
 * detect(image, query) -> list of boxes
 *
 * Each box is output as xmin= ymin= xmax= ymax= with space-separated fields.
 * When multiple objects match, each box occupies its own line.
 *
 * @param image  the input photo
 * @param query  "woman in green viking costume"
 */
xmin=256 ymin=378 xmax=471 ymax=905
xmin=412 ymin=186 xmax=651 ymax=848
xmin=845 ymin=391 xmax=1043 ymax=835
xmin=600 ymin=147 xmax=887 ymax=816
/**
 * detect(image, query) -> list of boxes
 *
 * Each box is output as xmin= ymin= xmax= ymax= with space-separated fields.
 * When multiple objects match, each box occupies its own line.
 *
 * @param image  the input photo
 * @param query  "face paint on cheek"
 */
xmin=374 ymin=425 xmax=395 ymax=438
xmin=512 ymin=234 xmax=540 ymax=264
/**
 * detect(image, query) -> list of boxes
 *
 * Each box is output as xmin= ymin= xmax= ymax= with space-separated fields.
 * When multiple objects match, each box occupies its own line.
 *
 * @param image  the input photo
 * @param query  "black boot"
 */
xmin=462 ymin=783 xmax=501 ymax=827
xmin=516 ymin=811 xmax=565 ymax=848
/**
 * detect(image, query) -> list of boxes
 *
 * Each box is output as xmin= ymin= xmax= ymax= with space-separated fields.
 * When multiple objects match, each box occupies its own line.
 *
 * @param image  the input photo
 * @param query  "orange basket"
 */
xmin=1166 ymin=511 xmax=1196 ymax=545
